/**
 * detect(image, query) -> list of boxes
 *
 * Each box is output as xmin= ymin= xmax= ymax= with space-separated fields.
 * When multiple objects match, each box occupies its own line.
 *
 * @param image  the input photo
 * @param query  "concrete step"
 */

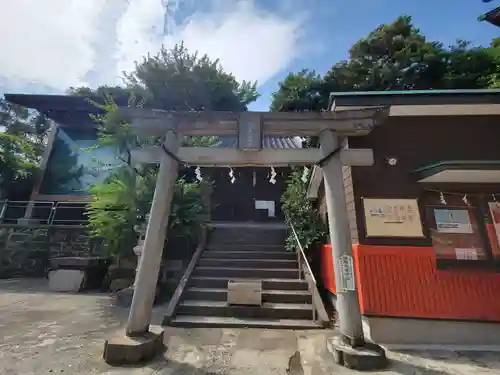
xmin=193 ymin=267 xmax=299 ymax=279
xmin=201 ymin=250 xmax=295 ymax=260
xmin=177 ymin=300 xmax=313 ymax=320
xmin=198 ymin=258 xmax=298 ymax=269
xmin=184 ymin=287 xmax=312 ymax=304
xmin=189 ymin=277 xmax=309 ymax=291
xmin=205 ymin=244 xmax=287 ymax=252
xmin=169 ymin=315 xmax=323 ymax=329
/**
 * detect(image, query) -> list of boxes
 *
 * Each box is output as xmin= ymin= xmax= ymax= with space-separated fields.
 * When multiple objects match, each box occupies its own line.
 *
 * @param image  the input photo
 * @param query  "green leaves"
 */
xmin=270 ymin=16 xmax=500 ymax=113
xmin=80 ymin=43 xmax=248 ymax=260
xmin=281 ymin=168 xmax=326 ymax=253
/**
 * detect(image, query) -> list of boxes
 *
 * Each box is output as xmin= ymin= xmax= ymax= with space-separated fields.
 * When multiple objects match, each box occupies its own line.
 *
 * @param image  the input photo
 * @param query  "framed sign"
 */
xmin=363 ymin=198 xmax=424 ymax=238
xmin=433 ymin=209 xmax=473 ymax=234
xmin=427 ymin=206 xmax=486 ymax=261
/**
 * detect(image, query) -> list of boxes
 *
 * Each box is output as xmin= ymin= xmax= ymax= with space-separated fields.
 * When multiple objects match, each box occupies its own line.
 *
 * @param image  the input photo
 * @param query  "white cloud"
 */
xmin=0 ymin=0 xmax=106 ymax=91
xmin=0 ymin=0 xmax=306 ymax=94
xmin=163 ymin=1 xmax=304 ymax=83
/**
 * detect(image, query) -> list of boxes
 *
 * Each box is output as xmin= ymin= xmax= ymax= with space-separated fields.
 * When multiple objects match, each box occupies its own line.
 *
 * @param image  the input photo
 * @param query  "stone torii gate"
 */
xmin=103 ymin=107 xmax=390 ymax=369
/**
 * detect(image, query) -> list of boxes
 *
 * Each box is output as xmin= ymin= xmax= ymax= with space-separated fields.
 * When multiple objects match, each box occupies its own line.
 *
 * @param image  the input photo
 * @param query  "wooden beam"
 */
xmin=334 ymin=103 xmax=500 ymax=117
xmin=118 ymin=107 xmax=389 ymax=137
xmin=131 ymin=147 xmax=374 ymax=167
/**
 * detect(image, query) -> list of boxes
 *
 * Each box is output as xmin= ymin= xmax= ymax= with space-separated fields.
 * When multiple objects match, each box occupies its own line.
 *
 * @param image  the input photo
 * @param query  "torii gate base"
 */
xmin=102 ymin=110 xmax=389 ymax=370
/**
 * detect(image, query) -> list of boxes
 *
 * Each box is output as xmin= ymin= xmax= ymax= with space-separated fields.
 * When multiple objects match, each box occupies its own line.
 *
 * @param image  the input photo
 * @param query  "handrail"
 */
xmin=288 ymin=216 xmax=316 ymax=284
xmin=162 ymin=225 xmax=208 ymax=325
xmin=285 ymin=212 xmax=330 ymax=326
xmin=0 ymin=200 xmax=87 ymax=226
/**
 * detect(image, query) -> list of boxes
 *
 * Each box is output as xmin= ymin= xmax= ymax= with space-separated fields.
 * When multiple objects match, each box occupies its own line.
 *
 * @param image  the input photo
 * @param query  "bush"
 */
xmin=281 ymin=168 xmax=326 ymax=252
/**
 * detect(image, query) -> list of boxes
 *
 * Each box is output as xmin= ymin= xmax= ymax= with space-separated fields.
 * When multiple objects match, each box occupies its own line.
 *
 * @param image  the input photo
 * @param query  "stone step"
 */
xmin=169 ymin=315 xmax=323 ymax=329
xmin=208 ymin=227 xmax=286 ymax=247
xmin=189 ymin=277 xmax=309 ymax=291
xmin=202 ymin=250 xmax=295 ymax=260
xmin=198 ymin=258 xmax=298 ymax=269
xmin=177 ymin=300 xmax=313 ymax=320
xmin=205 ymin=244 xmax=287 ymax=252
xmin=193 ymin=267 xmax=299 ymax=279
xmin=184 ymin=287 xmax=312 ymax=304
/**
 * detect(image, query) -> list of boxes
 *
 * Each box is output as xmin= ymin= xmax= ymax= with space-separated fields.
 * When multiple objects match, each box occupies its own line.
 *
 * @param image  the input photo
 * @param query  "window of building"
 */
xmin=40 ymin=127 xmax=122 ymax=196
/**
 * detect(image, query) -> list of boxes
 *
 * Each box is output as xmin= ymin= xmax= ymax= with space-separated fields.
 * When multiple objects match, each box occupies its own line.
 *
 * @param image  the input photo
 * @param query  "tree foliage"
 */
xmin=271 ymin=16 xmax=500 ymax=112
xmin=77 ymin=44 xmax=259 ymax=258
xmin=281 ymin=168 xmax=326 ymax=252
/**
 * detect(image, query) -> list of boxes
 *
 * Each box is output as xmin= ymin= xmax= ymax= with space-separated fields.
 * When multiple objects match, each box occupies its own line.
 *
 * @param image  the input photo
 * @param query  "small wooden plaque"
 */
xmin=227 ymin=280 xmax=262 ymax=306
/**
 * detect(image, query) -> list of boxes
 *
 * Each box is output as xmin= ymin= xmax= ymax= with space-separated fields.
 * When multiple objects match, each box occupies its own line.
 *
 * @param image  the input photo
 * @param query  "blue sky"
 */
xmin=0 ymin=0 xmax=498 ymax=111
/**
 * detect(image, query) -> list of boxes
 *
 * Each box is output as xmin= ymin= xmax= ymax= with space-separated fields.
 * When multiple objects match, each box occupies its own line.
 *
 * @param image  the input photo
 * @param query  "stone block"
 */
xmin=109 ymin=278 xmax=134 ymax=292
xmin=48 ymin=269 xmax=85 ymax=292
xmin=103 ymin=326 xmax=165 ymax=365
xmin=227 ymin=280 xmax=262 ymax=306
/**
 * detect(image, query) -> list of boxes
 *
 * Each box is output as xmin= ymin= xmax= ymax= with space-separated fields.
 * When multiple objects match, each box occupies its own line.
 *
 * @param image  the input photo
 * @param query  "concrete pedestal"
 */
xmin=327 ymin=335 xmax=388 ymax=371
xmin=103 ymin=326 xmax=165 ymax=365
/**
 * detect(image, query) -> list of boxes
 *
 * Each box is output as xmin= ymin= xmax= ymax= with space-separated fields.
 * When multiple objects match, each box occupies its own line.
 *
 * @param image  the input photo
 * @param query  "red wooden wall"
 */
xmin=321 ymin=244 xmax=500 ymax=321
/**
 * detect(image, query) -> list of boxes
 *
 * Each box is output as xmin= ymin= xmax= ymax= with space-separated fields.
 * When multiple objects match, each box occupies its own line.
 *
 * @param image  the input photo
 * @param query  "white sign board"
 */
xmin=337 ymin=254 xmax=356 ymax=292
xmin=434 ymin=209 xmax=473 ymax=234
xmin=455 ymin=248 xmax=478 ymax=260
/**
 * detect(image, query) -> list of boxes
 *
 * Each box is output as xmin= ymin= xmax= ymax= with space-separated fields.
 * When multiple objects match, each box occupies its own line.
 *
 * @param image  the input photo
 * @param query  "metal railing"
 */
xmin=285 ymin=213 xmax=329 ymax=325
xmin=0 ymin=200 xmax=88 ymax=226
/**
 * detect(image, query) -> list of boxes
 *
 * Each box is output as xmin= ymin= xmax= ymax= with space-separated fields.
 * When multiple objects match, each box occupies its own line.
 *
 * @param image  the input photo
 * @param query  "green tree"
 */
xmin=271 ymin=16 xmax=499 ymax=112
xmin=487 ymin=38 xmax=500 ymax=88
xmin=270 ymin=70 xmax=326 ymax=112
xmin=281 ymin=168 xmax=325 ymax=252
xmin=79 ymin=44 xmax=259 ymax=258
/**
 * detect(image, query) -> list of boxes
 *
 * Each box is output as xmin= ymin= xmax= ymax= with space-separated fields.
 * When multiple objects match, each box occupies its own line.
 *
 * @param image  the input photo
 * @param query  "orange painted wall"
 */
xmin=321 ymin=244 xmax=336 ymax=294
xmin=321 ymin=244 xmax=500 ymax=321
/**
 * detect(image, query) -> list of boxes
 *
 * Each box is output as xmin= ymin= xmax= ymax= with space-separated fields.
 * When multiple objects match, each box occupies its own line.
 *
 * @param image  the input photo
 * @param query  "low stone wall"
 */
xmin=0 ymin=226 xmax=100 ymax=278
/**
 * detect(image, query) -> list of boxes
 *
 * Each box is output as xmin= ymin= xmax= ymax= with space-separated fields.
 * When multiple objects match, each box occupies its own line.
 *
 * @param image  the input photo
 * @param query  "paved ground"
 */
xmin=2 ymin=279 xmax=500 ymax=375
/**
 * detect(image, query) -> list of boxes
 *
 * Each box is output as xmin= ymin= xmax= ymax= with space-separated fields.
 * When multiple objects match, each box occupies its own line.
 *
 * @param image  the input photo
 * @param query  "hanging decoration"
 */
xmin=462 ymin=194 xmax=469 ymax=205
xmin=426 ymin=189 xmax=500 ymax=202
xmin=229 ymin=167 xmax=236 ymax=184
xmin=195 ymin=166 xmax=203 ymax=182
xmin=301 ymin=166 xmax=310 ymax=183
xmin=439 ymin=192 xmax=447 ymax=205
xmin=269 ymin=166 xmax=277 ymax=184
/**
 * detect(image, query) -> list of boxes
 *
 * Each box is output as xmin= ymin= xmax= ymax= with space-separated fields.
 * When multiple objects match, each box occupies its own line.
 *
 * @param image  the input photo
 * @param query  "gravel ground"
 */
xmin=2 ymin=278 xmax=500 ymax=375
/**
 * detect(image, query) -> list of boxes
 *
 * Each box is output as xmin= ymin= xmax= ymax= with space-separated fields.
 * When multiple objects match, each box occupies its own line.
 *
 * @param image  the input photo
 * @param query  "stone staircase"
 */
xmin=168 ymin=222 xmax=323 ymax=329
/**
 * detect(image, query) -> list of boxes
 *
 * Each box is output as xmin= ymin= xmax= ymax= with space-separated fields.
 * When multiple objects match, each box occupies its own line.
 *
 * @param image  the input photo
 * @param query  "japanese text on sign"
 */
xmin=337 ymin=254 xmax=356 ymax=292
xmin=363 ymin=198 xmax=424 ymax=238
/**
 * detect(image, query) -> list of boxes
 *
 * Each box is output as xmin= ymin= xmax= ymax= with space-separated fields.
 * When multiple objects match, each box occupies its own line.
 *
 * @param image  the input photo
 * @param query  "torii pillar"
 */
xmin=320 ymin=130 xmax=387 ymax=370
xmin=103 ymin=130 xmax=180 ymax=365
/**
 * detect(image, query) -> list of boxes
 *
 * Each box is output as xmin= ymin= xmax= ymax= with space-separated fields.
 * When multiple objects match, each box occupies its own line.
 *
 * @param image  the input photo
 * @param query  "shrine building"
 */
xmin=309 ymin=89 xmax=500 ymax=347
